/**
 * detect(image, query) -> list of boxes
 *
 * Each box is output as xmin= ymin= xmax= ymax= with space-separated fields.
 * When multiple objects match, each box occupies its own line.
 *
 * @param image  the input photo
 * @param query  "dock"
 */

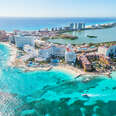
xmin=47 ymin=66 xmax=53 ymax=71
xmin=75 ymin=74 xmax=82 ymax=79
xmin=74 ymin=72 xmax=112 ymax=79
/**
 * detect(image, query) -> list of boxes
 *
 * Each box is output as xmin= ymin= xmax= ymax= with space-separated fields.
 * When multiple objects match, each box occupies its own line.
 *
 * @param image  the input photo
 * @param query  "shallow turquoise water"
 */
xmin=0 ymin=44 xmax=116 ymax=116
xmin=0 ymin=44 xmax=72 ymax=96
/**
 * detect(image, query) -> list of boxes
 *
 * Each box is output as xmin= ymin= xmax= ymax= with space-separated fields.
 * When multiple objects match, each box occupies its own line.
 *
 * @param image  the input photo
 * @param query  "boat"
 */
xmin=82 ymin=94 xmax=89 ymax=98
xmin=82 ymin=78 xmax=90 ymax=83
xmin=86 ymin=35 xmax=97 ymax=38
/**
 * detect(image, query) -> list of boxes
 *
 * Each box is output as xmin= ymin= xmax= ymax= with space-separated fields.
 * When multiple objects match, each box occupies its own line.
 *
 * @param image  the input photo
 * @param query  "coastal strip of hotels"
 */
xmin=0 ymin=22 xmax=116 ymax=78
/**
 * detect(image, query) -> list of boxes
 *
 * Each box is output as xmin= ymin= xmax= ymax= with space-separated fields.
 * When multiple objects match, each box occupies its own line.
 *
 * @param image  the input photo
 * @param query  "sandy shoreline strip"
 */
xmin=0 ymin=42 xmax=111 ymax=78
xmin=53 ymin=65 xmax=82 ymax=77
xmin=0 ymin=42 xmax=17 ymax=67
xmin=0 ymin=42 xmax=81 ymax=77
xmin=53 ymin=64 xmax=112 ymax=78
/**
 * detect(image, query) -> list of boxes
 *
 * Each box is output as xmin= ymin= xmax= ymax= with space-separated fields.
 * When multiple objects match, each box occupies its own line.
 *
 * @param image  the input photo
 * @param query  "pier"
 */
xmin=74 ymin=72 xmax=112 ymax=79
xmin=75 ymin=74 xmax=82 ymax=79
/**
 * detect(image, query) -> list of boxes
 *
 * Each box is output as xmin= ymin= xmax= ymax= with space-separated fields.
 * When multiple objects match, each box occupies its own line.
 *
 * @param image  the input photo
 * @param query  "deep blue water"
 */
xmin=0 ymin=17 xmax=116 ymax=31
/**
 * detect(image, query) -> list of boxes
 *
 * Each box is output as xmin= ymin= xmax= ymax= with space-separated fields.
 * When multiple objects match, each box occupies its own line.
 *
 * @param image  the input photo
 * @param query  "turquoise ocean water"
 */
xmin=0 ymin=17 xmax=116 ymax=115
xmin=0 ymin=44 xmax=116 ymax=115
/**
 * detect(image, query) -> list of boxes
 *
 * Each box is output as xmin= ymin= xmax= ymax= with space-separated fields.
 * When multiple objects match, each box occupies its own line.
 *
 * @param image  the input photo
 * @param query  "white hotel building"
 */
xmin=15 ymin=35 xmax=35 ymax=49
xmin=38 ymin=46 xmax=51 ymax=60
xmin=65 ymin=44 xmax=76 ymax=64
xmin=50 ymin=45 xmax=65 ymax=57
xmin=38 ymin=44 xmax=76 ymax=64
xmin=23 ymin=45 xmax=37 ymax=57
xmin=38 ymin=45 xmax=65 ymax=60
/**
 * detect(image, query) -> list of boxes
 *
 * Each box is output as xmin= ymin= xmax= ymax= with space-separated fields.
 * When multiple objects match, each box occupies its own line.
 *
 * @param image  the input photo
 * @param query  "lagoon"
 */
xmin=49 ymin=26 xmax=116 ymax=45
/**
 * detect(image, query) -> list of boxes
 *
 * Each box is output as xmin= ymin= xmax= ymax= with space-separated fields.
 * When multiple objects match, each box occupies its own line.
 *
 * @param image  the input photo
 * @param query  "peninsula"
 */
xmin=0 ymin=22 xmax=116 ymax=78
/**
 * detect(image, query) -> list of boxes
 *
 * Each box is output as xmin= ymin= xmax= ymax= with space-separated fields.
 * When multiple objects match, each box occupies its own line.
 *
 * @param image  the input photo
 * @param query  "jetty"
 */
xmin=47 ymin=66 xmax=53 ymax=71
xmin=74 ymin=72 xmax=112 ymax=79
xmin=75 ymin=74 xmax=82 ymax=79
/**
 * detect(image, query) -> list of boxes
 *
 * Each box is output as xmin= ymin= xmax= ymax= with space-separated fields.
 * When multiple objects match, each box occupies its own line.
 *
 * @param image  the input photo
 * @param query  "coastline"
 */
xmin=0 ymin=42 xmax=17 ymax=67
xmin=0 ymin=42 xmax=113 ymax=79
xmin=0 ymin=17 xmax=115 ymax=32
xmin=53 ymin=65 xmax=82 ymax=77
xmin=53 ymin=64 xmax=112 ymax=78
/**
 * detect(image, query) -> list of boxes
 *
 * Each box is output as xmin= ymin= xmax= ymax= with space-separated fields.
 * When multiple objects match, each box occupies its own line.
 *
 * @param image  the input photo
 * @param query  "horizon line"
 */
xmin=0 ymin=16 xmax=116 ymax=18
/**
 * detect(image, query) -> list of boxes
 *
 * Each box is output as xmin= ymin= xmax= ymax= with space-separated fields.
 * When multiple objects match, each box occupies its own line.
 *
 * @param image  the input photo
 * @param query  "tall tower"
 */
xmin=77 ymin=23 xmax=82 ymax=30
xmin=82 ymin=23 xmax=85 ymax=29
xmin=70 ymin=23 xmax=74 ymax=30
xmin=74 ymin=23 xmax=77 ymax=30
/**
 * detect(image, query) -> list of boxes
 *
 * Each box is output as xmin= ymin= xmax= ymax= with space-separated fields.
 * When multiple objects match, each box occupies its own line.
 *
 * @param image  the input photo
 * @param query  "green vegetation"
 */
xmin=41 ymin=37 xmax=49 ymax=40
xmin=60 ymin=34 xmax=78 ymax=40
xmin=88 ymin=43 xmax=95 ymax=47
xmin=51 ymin=34 xmax=78 ymax=40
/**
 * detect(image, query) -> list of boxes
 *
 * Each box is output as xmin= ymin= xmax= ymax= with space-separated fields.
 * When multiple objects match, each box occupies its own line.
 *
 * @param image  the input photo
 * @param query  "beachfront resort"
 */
xmin=0 ymin=22 xmax=116 ymax=77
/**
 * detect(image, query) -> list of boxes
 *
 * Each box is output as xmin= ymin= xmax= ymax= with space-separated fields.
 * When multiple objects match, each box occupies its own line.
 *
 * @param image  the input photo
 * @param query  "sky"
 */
xmin=0 ymin=0 xmax=115 ymax=17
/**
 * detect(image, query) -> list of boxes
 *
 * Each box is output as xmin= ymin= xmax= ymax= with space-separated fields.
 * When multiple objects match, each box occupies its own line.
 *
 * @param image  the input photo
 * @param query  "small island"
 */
xmin=50 ymin=34 xmax=78 ymax=40
xmin=60 ymin=34 xmax=78 ymax=40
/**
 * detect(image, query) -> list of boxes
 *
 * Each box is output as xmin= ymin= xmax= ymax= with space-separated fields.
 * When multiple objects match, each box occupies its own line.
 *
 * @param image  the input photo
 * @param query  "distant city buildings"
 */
xmin=63 ymin=23 xmax=85 ymax=31
xmin=77 ymin=23 xmax=85 ymax=30
xmin=69 ymin=23 xmax=74 ymax=30
xmin=74 ymin=23 xmax=77 ymax=30
xmin=50 ymin=22 xmax=85 ymax=32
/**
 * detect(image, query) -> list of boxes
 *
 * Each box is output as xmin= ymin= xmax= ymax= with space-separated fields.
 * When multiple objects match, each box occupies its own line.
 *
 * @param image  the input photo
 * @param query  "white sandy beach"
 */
xmin=0 ymin=42 xmax=111 ymax=79
xmin=53 ymin=64 xmax=83 ymax=77
xmin=0 ymin=42 xmax=17 ymax=67
xmin=0 ymin=42 xmax=17 ymax=66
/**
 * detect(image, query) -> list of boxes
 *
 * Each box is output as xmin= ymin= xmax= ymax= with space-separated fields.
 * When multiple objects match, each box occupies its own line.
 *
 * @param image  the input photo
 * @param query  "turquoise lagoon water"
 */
xmin=49 ymin=26 xmax=116 ymax=45
xmin=0 ymin=44 xmax=116 ymax=116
